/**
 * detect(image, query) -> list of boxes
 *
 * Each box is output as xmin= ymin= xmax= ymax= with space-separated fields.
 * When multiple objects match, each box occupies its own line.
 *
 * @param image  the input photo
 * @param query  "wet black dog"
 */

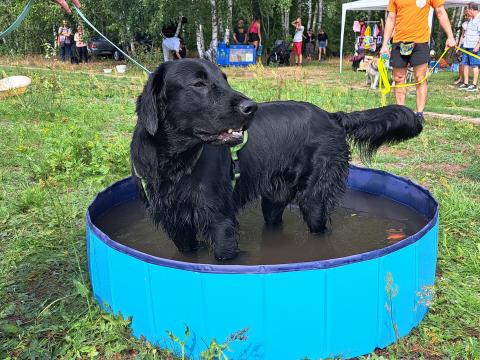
xmin=131 ymin=59 xmax=422 ymax=260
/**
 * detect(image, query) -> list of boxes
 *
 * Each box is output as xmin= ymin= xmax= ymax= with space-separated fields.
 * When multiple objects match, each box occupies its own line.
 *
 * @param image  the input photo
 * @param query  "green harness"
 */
xmin=133 ymin=131 xmax=248 ymax=201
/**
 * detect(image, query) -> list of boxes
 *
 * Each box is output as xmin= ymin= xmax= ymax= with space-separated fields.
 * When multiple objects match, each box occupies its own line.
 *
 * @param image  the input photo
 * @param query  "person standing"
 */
xmin=454 ymin=12 xmax=469 ymax=85
xmin=305 ymin=29 xmax=315 ymax=61
xmin=58 ymin=20 xmax=72 ymax=62
xmin=292 ymin=17 xmax=304 ymax=66
xmin=247 ymin=17 xmax=261 ymax=50
xmin=74 ymin=24 xmax=88 ymax=63
xmin=458 ymin=3 xmax=480 ymax=92
xmin=380 ymin=0 xmax=456 ymax=121
xmin=233 ymin=19 xmax=247 ymax=45
xmin=317 ymin=29 xmax=328 ymax=61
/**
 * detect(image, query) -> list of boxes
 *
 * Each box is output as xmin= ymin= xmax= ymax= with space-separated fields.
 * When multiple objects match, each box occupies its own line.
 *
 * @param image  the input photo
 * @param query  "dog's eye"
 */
xmin=191 ymin=81 xmax=206 ymax=88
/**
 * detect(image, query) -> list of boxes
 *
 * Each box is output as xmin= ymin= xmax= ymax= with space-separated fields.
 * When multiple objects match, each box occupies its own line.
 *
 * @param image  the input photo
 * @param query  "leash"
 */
xmin=378 ymin=46 xmax=480 ymax=106
xmin=0 ymin=0 xmax=34 ymax=40
xmin=230 ymin=130 xmax=249 ymax=188
xmin=73 ymin=6 xmax=151 ymax=74
xmin=0 ymin=1 xmax=151 ymax=74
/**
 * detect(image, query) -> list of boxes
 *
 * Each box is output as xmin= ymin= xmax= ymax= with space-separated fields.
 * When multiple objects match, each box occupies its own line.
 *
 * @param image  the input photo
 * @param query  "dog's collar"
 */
xmin=230 ymin=130 xmax=249 ymax=188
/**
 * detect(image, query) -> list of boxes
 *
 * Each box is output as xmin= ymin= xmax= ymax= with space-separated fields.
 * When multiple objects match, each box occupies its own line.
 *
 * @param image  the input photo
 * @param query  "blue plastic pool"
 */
xmin=86 ymin=165 xmax=439 ymax=359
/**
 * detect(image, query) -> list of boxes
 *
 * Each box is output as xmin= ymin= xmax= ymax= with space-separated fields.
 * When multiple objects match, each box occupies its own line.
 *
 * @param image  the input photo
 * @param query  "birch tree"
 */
xmin=307 ymin=0 xmax=312 ymax=30
xmin=223 ymin=0 xmax=233 ymax=43
xmin=210 ymin=0 xmax=218 ymax=50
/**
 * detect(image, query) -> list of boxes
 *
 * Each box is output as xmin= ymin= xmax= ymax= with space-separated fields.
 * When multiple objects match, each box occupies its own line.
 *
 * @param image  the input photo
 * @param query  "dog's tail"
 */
xmin=332 ymin=104 xmax=422 ymax=159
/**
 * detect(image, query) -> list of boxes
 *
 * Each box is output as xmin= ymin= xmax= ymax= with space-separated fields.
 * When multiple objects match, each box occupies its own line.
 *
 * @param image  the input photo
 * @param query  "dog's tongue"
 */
xmin=218 ymin=129 xmax=243 ymax=143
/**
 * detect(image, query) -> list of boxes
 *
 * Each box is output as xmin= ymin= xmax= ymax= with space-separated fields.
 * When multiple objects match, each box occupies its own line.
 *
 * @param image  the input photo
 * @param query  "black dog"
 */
xmin=131 ymin=59 xmax=422 ymax=260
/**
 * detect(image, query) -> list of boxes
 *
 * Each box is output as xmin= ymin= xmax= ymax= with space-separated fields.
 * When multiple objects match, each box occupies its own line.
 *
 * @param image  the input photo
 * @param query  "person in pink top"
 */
xmin=247 ymin=17 xmax=262 ymax=51
xmin=74 ymin=24 xmax=88 ymax=63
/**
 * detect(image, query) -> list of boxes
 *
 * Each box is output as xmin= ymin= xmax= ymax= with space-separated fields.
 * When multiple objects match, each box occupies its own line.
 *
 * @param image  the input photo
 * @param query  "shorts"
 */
xmin=293 ymin=41 xmax=302 ymax=55
xmin=318 ymin=41 xmax=326 ymax=49
xmin=248 ymin=33 xmax=259 ymax=42
xmin=391 ymin=42 xmax=429 ymax=68
xmin=462 ymin=48 xmax=480 ymax=67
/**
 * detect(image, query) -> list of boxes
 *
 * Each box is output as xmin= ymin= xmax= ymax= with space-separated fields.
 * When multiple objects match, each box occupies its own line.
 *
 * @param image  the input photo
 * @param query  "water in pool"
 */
xmin=94 ymin=189 xmax=428 ymax=265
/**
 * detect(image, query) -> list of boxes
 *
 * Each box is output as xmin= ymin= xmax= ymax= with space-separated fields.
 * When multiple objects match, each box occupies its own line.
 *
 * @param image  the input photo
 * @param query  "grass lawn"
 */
xmin=0 ymin=57 xmax=479 ymax=359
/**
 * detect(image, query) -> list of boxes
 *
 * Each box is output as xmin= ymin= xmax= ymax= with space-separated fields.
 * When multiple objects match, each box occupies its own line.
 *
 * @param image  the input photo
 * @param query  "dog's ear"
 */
xmin=136 ymin=65 xmax=168 ymax=136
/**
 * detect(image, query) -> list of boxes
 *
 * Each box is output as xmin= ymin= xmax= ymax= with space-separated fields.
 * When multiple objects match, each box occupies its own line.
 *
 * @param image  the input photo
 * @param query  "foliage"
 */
xmin=0 ymin=0 xmax=459 ymax=57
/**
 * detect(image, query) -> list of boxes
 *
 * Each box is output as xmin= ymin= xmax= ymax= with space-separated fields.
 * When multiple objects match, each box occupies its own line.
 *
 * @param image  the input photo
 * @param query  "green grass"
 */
xmin=0 ymin=60 xmax=479 ymax=359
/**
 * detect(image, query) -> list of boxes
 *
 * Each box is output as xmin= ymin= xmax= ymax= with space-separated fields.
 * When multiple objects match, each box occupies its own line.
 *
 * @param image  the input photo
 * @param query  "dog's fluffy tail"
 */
xmin=333 ymin=104 xmax=422 ymax=159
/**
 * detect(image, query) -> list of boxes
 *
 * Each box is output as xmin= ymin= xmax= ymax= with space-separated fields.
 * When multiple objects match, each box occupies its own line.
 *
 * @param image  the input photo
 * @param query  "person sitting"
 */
xmin=233 ymin=19 xmax=247 ymax=45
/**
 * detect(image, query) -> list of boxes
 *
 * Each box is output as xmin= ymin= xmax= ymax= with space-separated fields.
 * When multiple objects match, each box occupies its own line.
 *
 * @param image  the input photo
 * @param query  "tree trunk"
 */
xmin=312 ymin=1 xmax=318 ymax=33
xmin=454 ymin=7 xmax=465 ymax=43
xmin=196 ymin=23 xmax=206 ymax=58
xmin=210 ymin=0 xmax=218 ymax=50
xmin=317 ymin=0 xmax=324 ymax=30
xmin=307 ymin=0 xmax=312 ymax=30
xmin=175 ymin=15 xmax=183 ymax=37
xmin=224 ymin=0 xmax=233 ymax=43
xmin=282 ymin=9 xmax=290 ymax=40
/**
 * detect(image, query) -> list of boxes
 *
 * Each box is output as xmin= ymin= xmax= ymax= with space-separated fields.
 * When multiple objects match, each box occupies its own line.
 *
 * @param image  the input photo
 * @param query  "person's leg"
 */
xmin=66 ymin=44 xmax=72 ymax=62
xmin=393 ymin=68 xmax=407 ymax=105
xmin=60 ymin=46 xmax=65 ymax=62
xmin=455 ymin=64 xmax=464 ymax=84
xmin=413 ymin=63 xmax=428 ymax=113
xmin=84 ymin=47 xmax=89 ymax=63
xmin=299 ymin=44 xmax=303 ymax=65
xmin=463 ymin=64 xmax=470 ymax=85
xmin=473 ymin=66 xmax=478 ymax=86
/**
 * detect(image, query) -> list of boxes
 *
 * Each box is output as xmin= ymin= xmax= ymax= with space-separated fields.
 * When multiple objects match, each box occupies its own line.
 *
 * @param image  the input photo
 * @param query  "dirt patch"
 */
xmin=425 ymin=112 xmax=480 ymax=125
xmin=415 ymin=163 xmax=468 ymax=178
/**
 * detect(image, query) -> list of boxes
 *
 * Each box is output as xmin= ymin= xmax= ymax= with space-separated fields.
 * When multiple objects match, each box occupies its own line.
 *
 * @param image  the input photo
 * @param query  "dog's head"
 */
xmin=136 ymin=59 xmax=257 ymax=146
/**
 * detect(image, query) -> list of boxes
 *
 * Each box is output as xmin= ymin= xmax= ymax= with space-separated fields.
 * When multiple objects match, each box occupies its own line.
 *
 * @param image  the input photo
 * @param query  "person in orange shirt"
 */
xmin=380 ymin=0 xmax=456 ymax=122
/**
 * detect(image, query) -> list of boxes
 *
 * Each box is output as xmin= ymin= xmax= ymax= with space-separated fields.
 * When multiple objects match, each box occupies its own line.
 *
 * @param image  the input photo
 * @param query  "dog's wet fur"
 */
xmin=131 ymin=59 xmax=423 ymax=260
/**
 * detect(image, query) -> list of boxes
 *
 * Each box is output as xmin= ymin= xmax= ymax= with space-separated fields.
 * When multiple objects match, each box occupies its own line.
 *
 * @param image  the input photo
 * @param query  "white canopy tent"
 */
xmin=339 ymin=0 xmax=476 ymax=72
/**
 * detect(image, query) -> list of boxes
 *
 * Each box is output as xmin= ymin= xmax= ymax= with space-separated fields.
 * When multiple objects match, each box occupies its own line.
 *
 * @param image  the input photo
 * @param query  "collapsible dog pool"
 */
xmin=86 ymin=165 xmax=439 ymax=359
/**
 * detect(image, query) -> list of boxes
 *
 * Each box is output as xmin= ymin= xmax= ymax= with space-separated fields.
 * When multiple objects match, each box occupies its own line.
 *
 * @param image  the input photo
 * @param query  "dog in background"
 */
xmin=131 ymin=59 xmax=423 ymax=260
xmin=365 ymin=57 xmax=380 ymax=89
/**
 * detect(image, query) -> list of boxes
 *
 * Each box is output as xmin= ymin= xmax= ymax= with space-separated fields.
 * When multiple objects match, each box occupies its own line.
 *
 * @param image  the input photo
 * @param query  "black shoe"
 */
xmin=415 ymin=112 xmax=425 ymax=124
xmin=466 ymin=84 xmax=478 ymax=92
xmin=458 ymin=83 xmax=469 ymax=90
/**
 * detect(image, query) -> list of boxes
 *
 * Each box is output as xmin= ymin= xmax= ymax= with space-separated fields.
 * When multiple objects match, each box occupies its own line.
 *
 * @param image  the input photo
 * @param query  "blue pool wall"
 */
xmin=86 ymin=165 xmax=439 ymax=359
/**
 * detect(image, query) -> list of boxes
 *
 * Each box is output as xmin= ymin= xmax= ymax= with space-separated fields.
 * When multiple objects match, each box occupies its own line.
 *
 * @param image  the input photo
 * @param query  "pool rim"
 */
xmin=86 ymin=165 xmax=439 ymax=274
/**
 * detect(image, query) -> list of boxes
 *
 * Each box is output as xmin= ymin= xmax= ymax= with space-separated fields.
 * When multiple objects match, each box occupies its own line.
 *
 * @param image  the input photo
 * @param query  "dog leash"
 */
xmin=0 ymin=0 xmax=34 ymax=40
xmin=73 ymin=6 xmax=152 ymax=74
xmin=378 ymin=47 xmax=480 ymax=106
xmin=0 ymin=1 xmax=151 ymax=74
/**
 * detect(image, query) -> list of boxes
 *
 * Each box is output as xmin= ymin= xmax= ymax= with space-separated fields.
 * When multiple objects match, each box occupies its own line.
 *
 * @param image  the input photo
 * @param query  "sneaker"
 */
xmin=458 ymin=83 xmax=469 ymax=90
xmin=466 ymin=84 xmax=478 ymax=92
xmin=415 ymin=112 xmax=425 ymax=125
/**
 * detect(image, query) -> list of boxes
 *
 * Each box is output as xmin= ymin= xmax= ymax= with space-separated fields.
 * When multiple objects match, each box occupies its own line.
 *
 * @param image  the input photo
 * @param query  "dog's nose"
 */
xmin=237 ymin=100 xmax=258 ymax=116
